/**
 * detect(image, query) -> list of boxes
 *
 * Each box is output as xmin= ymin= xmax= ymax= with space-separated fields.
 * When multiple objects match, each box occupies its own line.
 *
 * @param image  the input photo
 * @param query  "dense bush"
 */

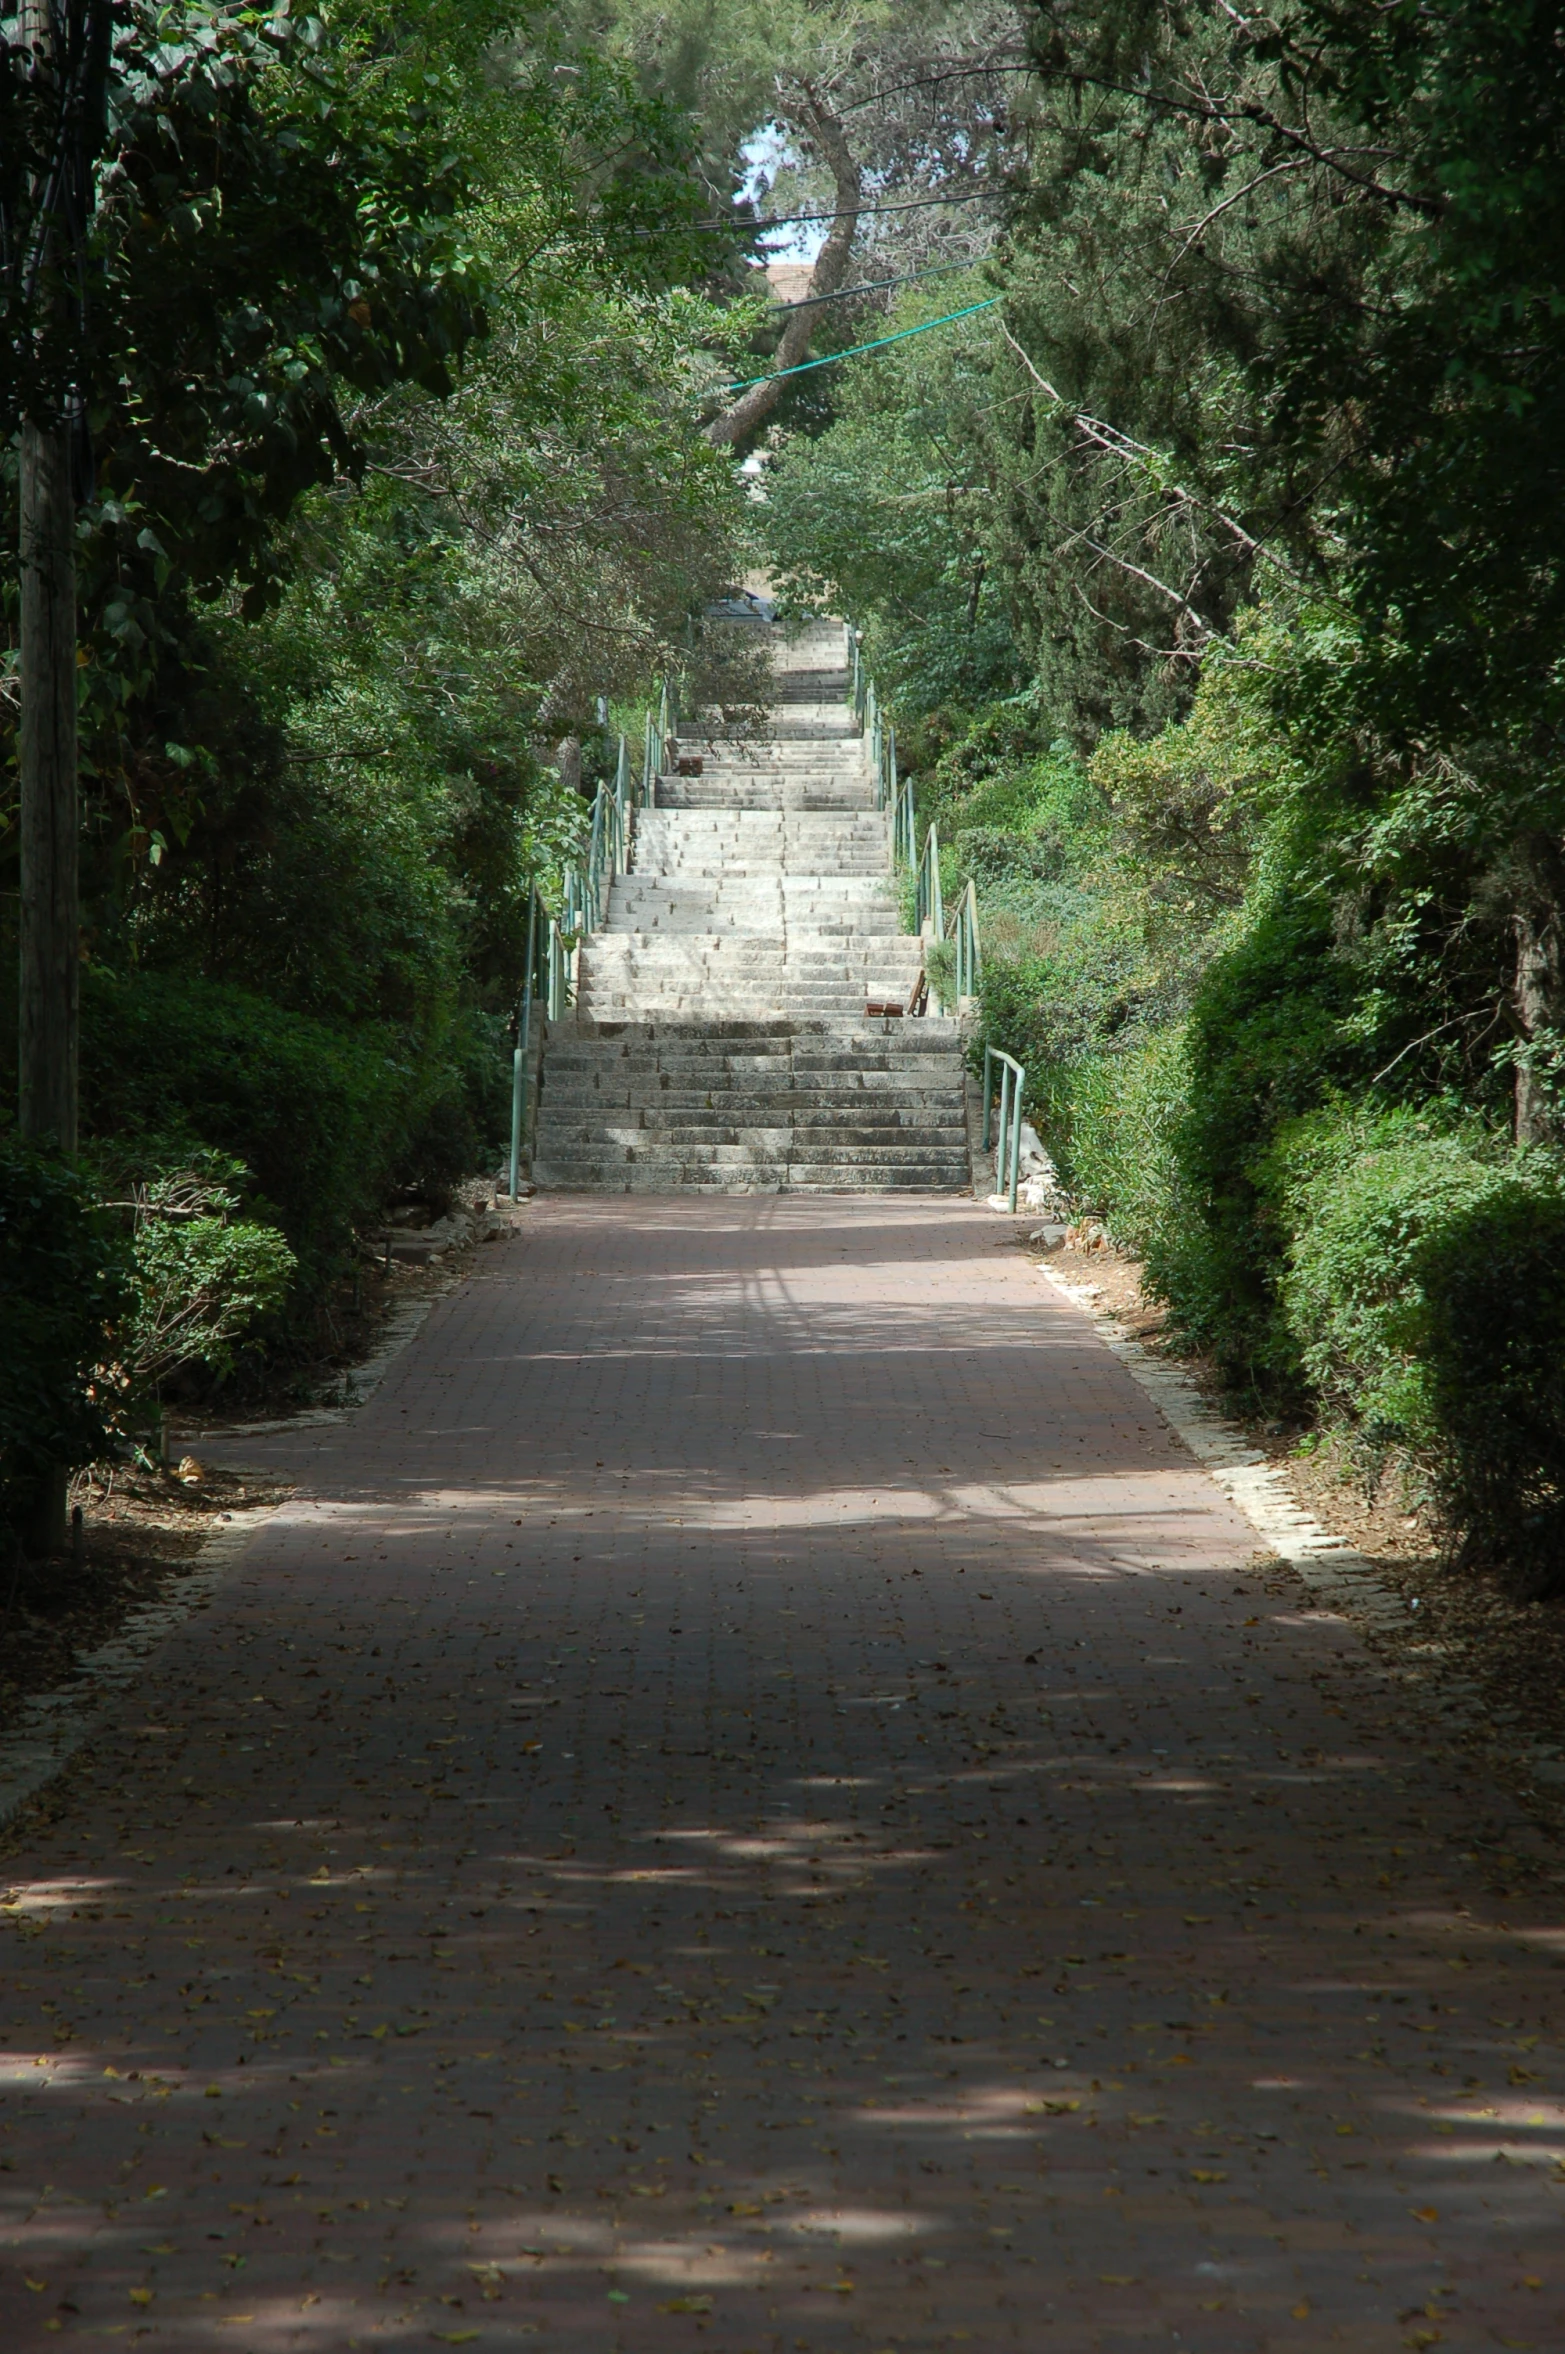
xmin=118 ymin=1156 xmax=297 ymax=1395
xmin=1043 ymin=1031 xmax=1190 ymax=1258
xmin=1139 ymin=883 xmax=1363 ymax=1379
xmin=79 ymin=969 xmax=434 ymax=1296
xmin=0 ymin=1139 xmax=128 ymax=1525
xmin=1267 ymin=1103 xmax=1565 ymax=1592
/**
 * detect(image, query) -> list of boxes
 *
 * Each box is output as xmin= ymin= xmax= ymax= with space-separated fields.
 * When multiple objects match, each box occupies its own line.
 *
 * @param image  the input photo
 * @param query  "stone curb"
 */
xmin=0 ymin=1506 xmax=281 ymax=1834
xmin=1032 ymin=1256 xmax=1406 ymax=1623
xmin=0 ymin=1222 xmax=480 ymax=1831
xmin=1031 ymin=1252 xmax=1565 ymax=1798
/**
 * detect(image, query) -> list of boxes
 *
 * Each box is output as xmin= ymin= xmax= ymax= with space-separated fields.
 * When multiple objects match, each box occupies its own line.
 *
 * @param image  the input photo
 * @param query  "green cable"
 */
xmin=721 ymin=295 xmax=1002 ymax=395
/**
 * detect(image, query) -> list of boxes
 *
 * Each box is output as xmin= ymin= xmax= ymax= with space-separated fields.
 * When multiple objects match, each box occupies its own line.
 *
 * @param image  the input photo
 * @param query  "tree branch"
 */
xmin=705 ymin=84 xmax=861 ymax=449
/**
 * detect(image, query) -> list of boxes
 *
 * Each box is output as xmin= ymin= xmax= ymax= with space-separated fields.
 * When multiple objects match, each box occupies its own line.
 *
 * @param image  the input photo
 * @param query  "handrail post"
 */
xmin=509 ymin=884 xmax=540 ymax=1201
xmin=919 ymin=821 xmax=944 ymax=940
xmin=1007 ymin=1067 xmax=1022 ymax=1213
xmin=983 ymin=1044 xmax=994 ymax=1152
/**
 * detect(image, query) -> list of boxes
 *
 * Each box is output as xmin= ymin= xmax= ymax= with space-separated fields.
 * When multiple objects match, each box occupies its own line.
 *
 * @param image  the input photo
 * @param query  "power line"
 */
xmin=767 ymin=259 xmax=980 ymax=312
xmin=722 ymin=295 xmax=1003 ymax=394
xmin=841 ymin=59 xmax=1038 ymax=115
xmin=642 ymin=185 xmax=1002 ymax=238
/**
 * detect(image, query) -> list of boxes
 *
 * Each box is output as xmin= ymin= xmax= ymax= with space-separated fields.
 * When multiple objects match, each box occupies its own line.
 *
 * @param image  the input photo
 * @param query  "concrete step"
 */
xmin=534 ymin=625 xmax=956 ymax=1191
xmin=655 ymin=788 xmax=878 ymax=811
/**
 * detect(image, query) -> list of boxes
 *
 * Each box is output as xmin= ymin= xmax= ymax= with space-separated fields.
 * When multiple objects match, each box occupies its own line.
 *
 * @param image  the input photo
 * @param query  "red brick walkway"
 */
xmin=2 ymin=1198 xmax=1561 ymax=2352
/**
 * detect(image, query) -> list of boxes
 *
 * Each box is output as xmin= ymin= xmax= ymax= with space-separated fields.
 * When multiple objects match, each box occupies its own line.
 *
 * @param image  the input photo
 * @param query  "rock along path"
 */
xmin=1 ymin=1197 xmax=1562 ymax=2353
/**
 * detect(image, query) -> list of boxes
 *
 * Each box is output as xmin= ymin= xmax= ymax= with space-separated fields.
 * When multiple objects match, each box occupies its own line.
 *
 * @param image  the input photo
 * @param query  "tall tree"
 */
xmin=9 ymin=0 xmax=110 ymax=1157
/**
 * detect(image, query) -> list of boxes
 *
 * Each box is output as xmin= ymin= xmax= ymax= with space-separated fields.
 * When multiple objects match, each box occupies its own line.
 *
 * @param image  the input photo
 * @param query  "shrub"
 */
xmin=1420 ymin=1182 xmax=1565 ymax=1593
xmin=117 ymin=1156 xmax=297 ymax=1398
xmin=1268 ymin=1102 xmax=1565 ymax=1590
xmin=0 ymin=1136 xmax=128 ymax=1526
xmin=80 ymin=967 xmax=426 ymax=1296
xmin=1046 ymin=1030 xmax=1190 ymax=1255
xmin=1142 ymin=884 xmax=1360 ymax=1378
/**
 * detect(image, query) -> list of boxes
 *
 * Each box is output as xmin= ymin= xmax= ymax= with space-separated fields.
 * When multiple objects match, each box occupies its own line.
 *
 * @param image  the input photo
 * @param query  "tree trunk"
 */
xmin=18 ymin=0 xmax=82 ymax=1559
xmin=18 ymin=416 xmax=80 ymax=1159
xmin=705 ymin=86 xmax=861 ymax=451
xmin=1512 ymin=831 xmax=1565 ymax=1146
xmin=555 ymin=734 xmax=583 ymax=796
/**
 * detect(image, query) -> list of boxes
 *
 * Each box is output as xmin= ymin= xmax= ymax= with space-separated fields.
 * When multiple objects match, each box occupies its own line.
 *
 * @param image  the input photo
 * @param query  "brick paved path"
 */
xmin=2 ymin=1198 xmax=1562 ymax=2353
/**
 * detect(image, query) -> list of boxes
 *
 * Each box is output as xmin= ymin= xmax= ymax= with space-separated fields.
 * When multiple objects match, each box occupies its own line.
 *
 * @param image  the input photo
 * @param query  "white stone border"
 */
xmin=1033 ymin=1257 xmax=1409 ymax=1629
xmin=191 ymin=1291 xmax=440 ymax=1437
xmin=0 ymin=1227 xmax=481 ymax=1828
xmin=0 ymin=1506 xmax=280 ymax=1833
xmin=1031 ymin=1252 xmax=1565 ymax=1794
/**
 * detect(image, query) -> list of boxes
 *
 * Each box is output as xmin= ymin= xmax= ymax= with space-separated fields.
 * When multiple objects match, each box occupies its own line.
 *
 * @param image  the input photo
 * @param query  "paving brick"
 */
xmin=0 ymin=1197 xmax=1561 ymax=2353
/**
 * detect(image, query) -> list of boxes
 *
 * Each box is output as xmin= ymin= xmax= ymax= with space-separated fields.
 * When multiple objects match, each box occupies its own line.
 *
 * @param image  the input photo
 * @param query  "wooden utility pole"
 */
xmin=18 ymin=412 xmax=79 ymax=1160
xmin=17 ymin=0 xmax=80 ymax=1160
xmin=17 ymin=0 xmax=85 ymax=1555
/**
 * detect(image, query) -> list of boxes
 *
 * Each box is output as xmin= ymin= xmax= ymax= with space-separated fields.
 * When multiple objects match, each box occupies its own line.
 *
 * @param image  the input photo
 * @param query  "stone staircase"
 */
xmin=532 ymin=620 xmax=970 ymax=1193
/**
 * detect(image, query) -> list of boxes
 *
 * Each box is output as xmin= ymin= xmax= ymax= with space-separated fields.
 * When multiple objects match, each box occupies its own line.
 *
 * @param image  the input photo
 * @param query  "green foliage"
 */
xmin=1139 ymin=876 xmax=1362 ymax=1378
xmin=78 ymin=968 xmax=444 ymax=1299
xmin=1265 ymin=1101 xmax=1565 ymax=1594
xmin=119 ymin=1156 xmax=296 ymax=1395
xmin=1041 ymin=1030 xmax=1189 ymax=1257
xmin=763 ymin=281 xmax=1021 ymax=712
xmin=0 ymin=1137 xmax=128 ymax=1514
xmin=6 ymin=0 xmax=487 ymax=644
xmin=2 ymin=3 xmax=753 ymax=1410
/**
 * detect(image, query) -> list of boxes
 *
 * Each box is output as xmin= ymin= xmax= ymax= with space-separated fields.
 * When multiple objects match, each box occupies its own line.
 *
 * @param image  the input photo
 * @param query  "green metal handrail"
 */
xmin=528 ymin=677 xmax=677 ymax=1042
xmin=983 ymin=1043 xmax=1027 ymax=1213
xmin=545 ymin=911 xmax=573 ymax=1022
xmin=891 ymin=776 xmax=917 ymax=870
xmin=915 ymin=819 xmax=945 ymax=939
xmin=849 ymin=626 xmax=897 ymax=810
xmin=545 ymin=721 xmax=645 ymax=1020
xmin=946 ymin=877 xmax=981 ymax=1001
xmin=853 ymin=627 xmax=985 ymax=1018
xmin=508 ymin=883 xmax=544 ymax=1199
xmin=642 ymin=676 xmax=678 ymax=805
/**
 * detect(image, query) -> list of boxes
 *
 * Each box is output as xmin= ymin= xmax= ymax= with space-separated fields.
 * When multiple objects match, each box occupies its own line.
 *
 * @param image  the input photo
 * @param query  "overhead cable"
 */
xmin=721 ymin=296 xmax=1003 ymax=394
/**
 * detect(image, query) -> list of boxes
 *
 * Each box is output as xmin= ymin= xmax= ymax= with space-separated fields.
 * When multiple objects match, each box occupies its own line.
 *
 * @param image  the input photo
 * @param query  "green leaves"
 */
xmin=0 ymin=1137 xmax=128 ymax=1497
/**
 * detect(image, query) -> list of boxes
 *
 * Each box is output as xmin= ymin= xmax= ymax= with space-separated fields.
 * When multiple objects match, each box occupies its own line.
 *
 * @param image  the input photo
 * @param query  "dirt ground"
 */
xmin=0 ymin=1462 xmax=287 ymax=1744
xmin=1032 ymin=1227 xmax=1565 ymax=1863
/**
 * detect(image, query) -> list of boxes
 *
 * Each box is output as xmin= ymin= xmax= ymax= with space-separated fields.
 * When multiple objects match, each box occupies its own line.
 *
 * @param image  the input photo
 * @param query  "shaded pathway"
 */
xmin=1 ymin=1199 xmax=1561 ymax=2351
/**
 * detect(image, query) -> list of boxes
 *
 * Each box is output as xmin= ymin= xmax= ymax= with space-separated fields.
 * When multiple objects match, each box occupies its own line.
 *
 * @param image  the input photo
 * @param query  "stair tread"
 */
xmin=537 ymin=645 xmax=971 ymax=1192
